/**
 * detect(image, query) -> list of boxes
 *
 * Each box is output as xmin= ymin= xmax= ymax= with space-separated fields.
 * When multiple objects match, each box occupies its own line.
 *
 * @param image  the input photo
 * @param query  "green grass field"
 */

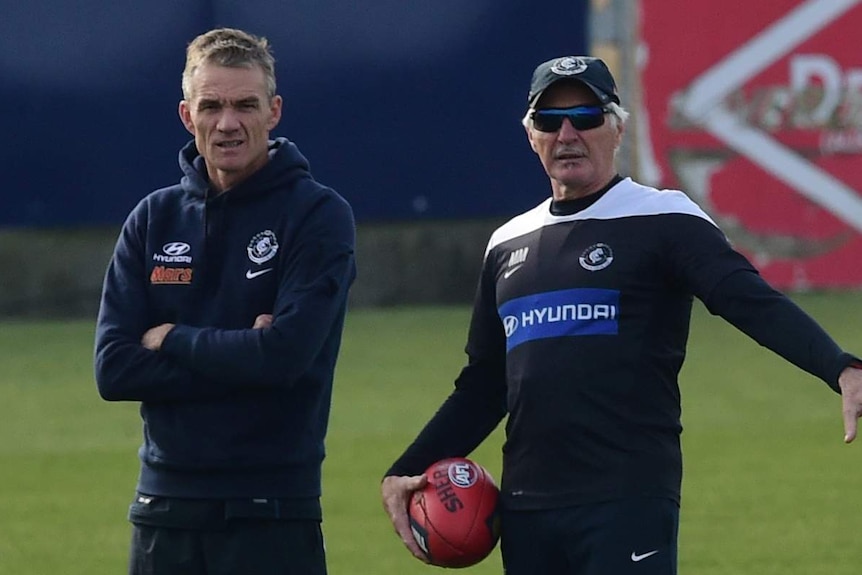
xmin=1 ymin=295 xmax=861 ymax=574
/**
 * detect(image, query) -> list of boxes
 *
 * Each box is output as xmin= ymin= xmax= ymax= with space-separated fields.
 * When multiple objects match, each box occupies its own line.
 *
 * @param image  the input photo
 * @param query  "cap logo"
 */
xmin=550 ymin=57 xmax=588 ymax=76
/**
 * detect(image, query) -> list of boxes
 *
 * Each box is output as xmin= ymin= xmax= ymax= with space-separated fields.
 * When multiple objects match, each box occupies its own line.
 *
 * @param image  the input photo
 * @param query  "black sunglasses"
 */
xmin=531 ymin=105 xmax=611 ymax=133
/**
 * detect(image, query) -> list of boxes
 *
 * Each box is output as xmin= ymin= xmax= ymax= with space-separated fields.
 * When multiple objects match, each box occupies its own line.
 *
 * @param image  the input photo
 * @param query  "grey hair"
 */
xmin=182 ymin=28 xmax=277 ymax=101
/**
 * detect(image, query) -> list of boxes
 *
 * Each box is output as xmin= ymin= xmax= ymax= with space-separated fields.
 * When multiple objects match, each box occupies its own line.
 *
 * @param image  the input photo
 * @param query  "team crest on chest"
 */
xmin=579 ymin=243 xmax=614 ymax=271
xmin=247 ymin=230 xmax=279 ymax=264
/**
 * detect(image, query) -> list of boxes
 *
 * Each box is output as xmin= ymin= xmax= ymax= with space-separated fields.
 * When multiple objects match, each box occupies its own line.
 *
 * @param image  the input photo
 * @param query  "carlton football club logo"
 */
xmin=579 ymin=243 xmax=614 ymax=271
xmin=247 ymin=230 xmax=279 ymax=264
xmin=551 ymin=56 xmax=588 ymax=76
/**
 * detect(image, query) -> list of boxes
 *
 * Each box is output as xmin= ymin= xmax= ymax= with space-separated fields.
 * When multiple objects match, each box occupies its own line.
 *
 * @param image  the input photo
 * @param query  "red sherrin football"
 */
xmin=408 ymin=457 xmax=501 ymax=568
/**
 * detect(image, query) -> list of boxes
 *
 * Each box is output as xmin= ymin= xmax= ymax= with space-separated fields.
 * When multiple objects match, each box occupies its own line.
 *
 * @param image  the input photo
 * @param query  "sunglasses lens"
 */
xmin=572 ymin=113 xmax=605 ymax=130
xmin=533 ymin=114 xmax=564 ymax=132
xmin=532 ymin=107 xmax=607 ymax=132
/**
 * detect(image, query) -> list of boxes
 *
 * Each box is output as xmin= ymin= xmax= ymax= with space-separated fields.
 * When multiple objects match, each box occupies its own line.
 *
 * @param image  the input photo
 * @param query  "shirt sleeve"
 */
xmin=703 ymin=269 xmax=857 ymax=393
xmin=386 ymin=254 xmax=508 ymax=477
xmin=94 ymin=204 xmax=222 ymax=402
xmin=664 ymin=213 xmax=856 ymax=392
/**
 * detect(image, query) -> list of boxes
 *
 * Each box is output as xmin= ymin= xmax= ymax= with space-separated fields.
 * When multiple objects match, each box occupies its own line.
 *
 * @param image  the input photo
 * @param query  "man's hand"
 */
xmin=838 ymin=366 xmax=862 ymax=443
xmin=141 ymin=323 xmax=175 ymax=351
xmin=381 ymin=474 xmax=430 ymax=562
xmin=253 ymin=314 xmax=273 ymax=329
xmin=141 ymin=315 xmax=269 ymax=352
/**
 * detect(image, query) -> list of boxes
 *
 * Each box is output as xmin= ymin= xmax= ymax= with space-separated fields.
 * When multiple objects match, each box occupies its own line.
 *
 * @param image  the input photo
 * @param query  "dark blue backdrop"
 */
xmin=1 ymin=1 xmax=588 ymax=226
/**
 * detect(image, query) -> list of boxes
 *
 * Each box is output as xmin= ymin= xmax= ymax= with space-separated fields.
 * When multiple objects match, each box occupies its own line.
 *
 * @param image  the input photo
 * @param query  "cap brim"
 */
xmin=529 ymin=78 xmax=618 ymax=107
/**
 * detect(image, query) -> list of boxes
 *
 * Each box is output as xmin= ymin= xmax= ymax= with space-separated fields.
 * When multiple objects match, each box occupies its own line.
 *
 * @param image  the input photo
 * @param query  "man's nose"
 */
xmin=217 ymin=109 xmax=241 ymax=132
xmin=556 ymin=117 xmax=581 ymax=141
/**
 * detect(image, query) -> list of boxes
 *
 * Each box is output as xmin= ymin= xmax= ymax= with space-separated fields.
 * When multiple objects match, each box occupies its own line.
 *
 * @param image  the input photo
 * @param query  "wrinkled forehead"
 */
xmin=187 ymin=62 xmax=269 ymax=100
xmin=534 ymin=79 xmax=600 ymax=109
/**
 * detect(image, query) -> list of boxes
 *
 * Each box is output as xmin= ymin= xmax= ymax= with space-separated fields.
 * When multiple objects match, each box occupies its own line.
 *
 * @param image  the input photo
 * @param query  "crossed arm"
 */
xmin=140 ymin=313 xmax=273 ymax=351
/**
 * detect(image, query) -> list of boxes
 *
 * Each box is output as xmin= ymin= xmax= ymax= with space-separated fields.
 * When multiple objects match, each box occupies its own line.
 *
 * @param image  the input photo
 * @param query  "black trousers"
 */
xmin=127 ymin=495 xmax=326 ymax=575
xmin=500 ymin=498 xmax=679 ymax=575
xmin=129 ymin=520 xmax=326 ymax=575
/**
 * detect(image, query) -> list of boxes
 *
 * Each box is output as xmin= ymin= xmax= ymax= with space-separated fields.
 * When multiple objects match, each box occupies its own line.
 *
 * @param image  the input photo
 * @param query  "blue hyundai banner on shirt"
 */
xmin=498 ymin=288 xmax=620 ymax=352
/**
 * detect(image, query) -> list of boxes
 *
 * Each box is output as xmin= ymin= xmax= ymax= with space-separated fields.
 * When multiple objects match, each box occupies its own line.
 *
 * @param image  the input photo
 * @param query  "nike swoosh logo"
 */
xmin=631 ymin=550 xmax=659 ymax=562
xmin=245 ymin=268 xmax=274 ymax=279
xmin=503 ymin=263 xmax=524 ymax=279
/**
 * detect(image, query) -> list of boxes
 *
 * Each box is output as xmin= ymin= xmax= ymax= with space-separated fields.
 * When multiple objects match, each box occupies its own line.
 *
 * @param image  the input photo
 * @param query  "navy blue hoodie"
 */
xmin=95 ymin=138 xmax=356 ymax=502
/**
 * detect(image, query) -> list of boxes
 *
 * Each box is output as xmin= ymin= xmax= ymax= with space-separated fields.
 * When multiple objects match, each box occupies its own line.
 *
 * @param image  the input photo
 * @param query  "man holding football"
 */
xmin=381 ymin=55 xmax=862 ymax=574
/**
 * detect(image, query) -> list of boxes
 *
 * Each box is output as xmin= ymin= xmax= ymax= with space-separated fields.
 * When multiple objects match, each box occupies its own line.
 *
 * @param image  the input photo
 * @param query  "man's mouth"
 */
xmin=556 ymin=152 xmax=585 ymax=161
xmin=216 ymin=140 xmax=244 ymax=149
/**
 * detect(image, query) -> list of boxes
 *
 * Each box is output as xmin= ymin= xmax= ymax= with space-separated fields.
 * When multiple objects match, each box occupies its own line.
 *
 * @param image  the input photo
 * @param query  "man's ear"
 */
xmin=525 ymin=124 xmax=539 ymax=154
xmin=266 ymin=95 xmax=283 ymax=132
xmin=178 ymin=101 xmax=195 ymax=135
xmin=614 ymin=119 xmax=625 ymax=149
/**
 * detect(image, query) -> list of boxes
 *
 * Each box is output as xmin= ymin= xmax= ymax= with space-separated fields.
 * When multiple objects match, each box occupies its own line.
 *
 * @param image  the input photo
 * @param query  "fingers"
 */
xmin=381 ymin=475 xmax=430 ymax=562
xmin=141 ymin=323 xmax=174 ymax=351
xmin=843 ymin=399 xmax=859 ymax=444
xmin=253 ymin=314 xmax=273 ymax=329
xmin=838 ymin=367 xmax=862 ymax=444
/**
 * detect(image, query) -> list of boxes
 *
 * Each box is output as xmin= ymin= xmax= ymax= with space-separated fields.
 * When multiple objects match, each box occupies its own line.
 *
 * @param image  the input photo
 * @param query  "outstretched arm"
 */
xmin=665 ymin=216 xmax=862 ymax=444
xmin=704 ymin=270 xmax=862 ymax=442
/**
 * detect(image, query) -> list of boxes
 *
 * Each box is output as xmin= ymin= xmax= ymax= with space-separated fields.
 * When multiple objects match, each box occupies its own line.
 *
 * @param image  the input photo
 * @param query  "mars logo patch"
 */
xmin=150 ymin=266 xmax=193 ymax=285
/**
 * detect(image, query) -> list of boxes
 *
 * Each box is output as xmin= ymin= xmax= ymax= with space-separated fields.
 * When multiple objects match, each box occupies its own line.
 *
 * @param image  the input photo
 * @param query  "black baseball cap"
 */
xmin=528 ymin=56 xmax=620 ymax=107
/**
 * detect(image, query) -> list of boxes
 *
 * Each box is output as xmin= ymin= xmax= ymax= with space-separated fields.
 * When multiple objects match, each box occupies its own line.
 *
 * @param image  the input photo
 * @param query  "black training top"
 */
xmin=387 ymin=176 xmax=855 ymax=510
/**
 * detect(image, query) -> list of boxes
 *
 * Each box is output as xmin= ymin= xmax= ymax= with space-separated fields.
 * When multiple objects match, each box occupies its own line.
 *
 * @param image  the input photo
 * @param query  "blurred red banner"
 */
xmin=639 ymin=0 xmax=862 ymax=288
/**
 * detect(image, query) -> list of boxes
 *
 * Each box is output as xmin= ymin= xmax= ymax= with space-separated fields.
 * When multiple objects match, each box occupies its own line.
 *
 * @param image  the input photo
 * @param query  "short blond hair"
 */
xmin=182 ymin=28 xmax=276 ymax=100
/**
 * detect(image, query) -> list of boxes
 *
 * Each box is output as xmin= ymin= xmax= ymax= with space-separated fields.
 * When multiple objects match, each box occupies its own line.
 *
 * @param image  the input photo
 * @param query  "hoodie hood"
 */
xmin=178 ymin=137 xmax=312 ymax=200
